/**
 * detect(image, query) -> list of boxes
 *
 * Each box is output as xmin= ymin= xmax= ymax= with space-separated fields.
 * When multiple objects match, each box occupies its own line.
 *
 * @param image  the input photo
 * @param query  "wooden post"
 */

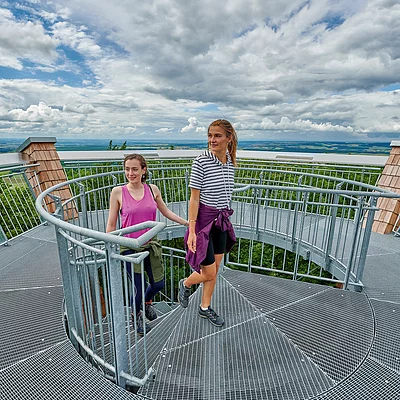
xmin=372 ymin=140 xmax=400 ymax=234
xmin=16 ymin=137 xmax=78 ymax=220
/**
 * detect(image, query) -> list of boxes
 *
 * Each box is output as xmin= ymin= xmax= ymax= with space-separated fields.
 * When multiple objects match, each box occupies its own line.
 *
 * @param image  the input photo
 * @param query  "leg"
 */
xmin=133 ymin=271 xmax=151 ymax=334
xmin=122 ymin=250 xmax=141 ymax=315
xmin=133 ymin=272 xmax=146 ymax=315
xmin=143 ymin=255 xmax=164 ymax=321
xmin=195 ymin=228 xmax=227 ymax=327
xmin=123 ymin=250 xmax=151 ymax=334
xmin=144 ymin=257 xmax=165 ymax=302
xmin=184 ymin=229 xmax=217 ymax=288
xmin=185 ymin=227 xmax=226 ymax=301
xmin=179 ymin=237 xmax=216 ymax=308
xmin=201 ymin=253 xmax=223 ymax=308
xmin=197 ymin=253 xmax=225 ymax=327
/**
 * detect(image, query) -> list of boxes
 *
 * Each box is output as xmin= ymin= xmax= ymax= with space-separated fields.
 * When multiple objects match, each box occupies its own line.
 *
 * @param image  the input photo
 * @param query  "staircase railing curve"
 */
xmin=35 ymin=168 xmax=400 ymax=392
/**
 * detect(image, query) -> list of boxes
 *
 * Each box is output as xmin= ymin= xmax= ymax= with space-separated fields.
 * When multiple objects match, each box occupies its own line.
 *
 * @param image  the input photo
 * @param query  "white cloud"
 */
xmin=0 ymin=8 xmax=59 ymax=69
xmin=181 ymin=117 xmax=206 ymax=133
xmin=63 ymin=104 xmax=95 ymax=114
xmin=237 ymin=116 xmax=354 ymax=132
xmin=155 ymin=127 xmax=173 ymax=133
xmin=0 ymin=0 xmax=400 ymax=141
xmin=51 ymin=21 xmax=102 ymax=57
xmin=8 ymin=102 xmax=62 ymax=122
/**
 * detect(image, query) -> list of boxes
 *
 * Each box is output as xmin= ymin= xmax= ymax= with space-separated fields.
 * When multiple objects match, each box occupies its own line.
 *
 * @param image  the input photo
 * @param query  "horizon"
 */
xmin=0 ymin=137 xmax=393 ymax=156
xmin=0 ymin=137 xmax=394 ymax=144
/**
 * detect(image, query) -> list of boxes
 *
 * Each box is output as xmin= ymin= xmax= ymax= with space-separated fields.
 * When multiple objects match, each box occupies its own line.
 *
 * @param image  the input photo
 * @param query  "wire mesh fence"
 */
xmin=0 ymin=165 xmax=42 ymax=244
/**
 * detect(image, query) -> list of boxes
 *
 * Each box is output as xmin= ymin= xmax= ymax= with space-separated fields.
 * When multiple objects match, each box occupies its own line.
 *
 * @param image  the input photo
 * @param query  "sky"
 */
xmin=0 ymin=0 xmax=400 ymax=142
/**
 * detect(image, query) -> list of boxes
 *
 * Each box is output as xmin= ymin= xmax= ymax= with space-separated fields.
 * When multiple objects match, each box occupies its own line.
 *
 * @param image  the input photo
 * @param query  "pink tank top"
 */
xmin=120 ymin=184 xmax=157 ymax=239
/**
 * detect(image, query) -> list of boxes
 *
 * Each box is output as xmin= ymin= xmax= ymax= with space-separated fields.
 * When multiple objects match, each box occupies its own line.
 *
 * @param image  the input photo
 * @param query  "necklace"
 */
xmin=221 ymin=156 xmax=231 ymax=209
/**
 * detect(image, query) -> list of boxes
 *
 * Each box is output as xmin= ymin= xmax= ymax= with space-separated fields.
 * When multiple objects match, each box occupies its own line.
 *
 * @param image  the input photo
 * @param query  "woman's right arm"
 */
xmin=106 ymin=186 xmax=121 ymax=233
xmin=187 ymin=188 xmax=200 ymax=253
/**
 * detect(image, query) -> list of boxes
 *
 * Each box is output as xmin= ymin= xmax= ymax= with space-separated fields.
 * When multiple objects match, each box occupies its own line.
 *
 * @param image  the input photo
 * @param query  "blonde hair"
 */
xmin=208 ymin=119 xmax=238 ymax=166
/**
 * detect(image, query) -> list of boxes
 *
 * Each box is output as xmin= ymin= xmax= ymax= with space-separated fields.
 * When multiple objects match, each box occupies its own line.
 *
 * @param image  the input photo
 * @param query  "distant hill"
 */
xmin=0 ymin=138 xmax=392 ymax=155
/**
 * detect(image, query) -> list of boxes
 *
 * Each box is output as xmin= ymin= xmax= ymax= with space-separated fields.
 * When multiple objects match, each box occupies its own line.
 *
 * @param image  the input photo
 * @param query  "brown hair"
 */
xmin=123 ymin=153 xmax=148 ymax=182
xmin=208 ymin=119 xmax=238 ymax=166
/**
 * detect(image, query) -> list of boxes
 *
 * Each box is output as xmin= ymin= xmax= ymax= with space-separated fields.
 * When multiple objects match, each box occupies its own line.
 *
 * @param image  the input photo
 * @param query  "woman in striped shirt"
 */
xmin=179 ymin=119 xmax=237 ymax=327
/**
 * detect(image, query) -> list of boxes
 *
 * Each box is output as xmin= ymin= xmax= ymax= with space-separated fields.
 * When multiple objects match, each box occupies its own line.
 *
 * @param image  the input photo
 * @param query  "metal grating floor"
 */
xmin=1 ymin=224 xmax=400 ymax=399
xmin=0 ymin=225 xmax=146 ymax=400
xmin=0 ymin=340 xmax=143 ymax=400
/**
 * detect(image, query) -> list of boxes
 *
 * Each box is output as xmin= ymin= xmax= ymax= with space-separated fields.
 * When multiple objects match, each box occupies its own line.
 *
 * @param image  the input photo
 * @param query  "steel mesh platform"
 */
xmin=1 ymin=224 xmax=400 ymax=399
xmin=139 ymin=270 xmax=375 ymax=399
xmin=0 ymin=340 xmax=143 ymax=400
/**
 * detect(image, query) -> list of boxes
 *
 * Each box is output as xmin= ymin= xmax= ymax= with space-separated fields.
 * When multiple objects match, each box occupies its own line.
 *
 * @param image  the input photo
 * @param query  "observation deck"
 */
xmin=1 ymin=152 xmax=400 ymax=400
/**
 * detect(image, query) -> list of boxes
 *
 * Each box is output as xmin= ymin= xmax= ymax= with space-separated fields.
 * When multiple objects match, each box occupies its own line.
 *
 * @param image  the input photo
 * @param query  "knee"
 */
xmin=154 ymin=279 xmax=165 ymax=292
xmin=205 ymin=273 xmax=216 ymax=282
xmin=202 ymin=265 xmax=217 ymax=281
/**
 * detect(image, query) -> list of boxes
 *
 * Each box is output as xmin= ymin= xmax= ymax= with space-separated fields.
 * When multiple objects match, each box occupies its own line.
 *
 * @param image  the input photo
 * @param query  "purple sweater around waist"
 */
xmin=184 ymin=203 xmax=236 ymax=273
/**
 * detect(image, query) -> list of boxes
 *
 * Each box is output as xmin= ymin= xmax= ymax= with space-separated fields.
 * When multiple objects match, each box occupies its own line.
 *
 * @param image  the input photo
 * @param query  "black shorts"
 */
xmin=200 ymin=225 xmax=227 ymax=267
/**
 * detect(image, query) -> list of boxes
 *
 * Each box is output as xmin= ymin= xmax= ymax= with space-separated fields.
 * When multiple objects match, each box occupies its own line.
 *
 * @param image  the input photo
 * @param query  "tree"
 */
xmin=107 ymin=140 xmax=127 ymax=150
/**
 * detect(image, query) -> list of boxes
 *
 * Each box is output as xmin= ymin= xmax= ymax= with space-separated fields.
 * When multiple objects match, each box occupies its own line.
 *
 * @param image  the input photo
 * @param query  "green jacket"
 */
xmin=121 ymin=239 xmax=164 ymax=283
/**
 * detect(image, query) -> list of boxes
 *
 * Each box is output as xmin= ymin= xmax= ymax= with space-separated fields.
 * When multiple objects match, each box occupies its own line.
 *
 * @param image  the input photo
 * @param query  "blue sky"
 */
xmin=0 ymin=0 xmax=400 ymax=142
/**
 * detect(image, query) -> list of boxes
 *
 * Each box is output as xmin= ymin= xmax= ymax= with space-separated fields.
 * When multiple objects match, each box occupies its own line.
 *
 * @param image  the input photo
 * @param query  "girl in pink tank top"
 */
xmin=121 ymin=183 xmax=156 ymax=239
xmin=106 ymin=154 xmax=188 ymax=335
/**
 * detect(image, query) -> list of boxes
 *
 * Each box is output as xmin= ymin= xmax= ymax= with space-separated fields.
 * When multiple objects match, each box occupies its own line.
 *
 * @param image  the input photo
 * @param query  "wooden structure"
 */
xmin=373 ymin=140 xmax=400 ymax=234
xmin=17 ymin=137 xmax=77 ymax=218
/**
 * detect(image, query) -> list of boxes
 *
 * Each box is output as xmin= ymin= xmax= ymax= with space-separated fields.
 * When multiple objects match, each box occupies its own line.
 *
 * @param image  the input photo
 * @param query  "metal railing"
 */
xmin=0 ymin=155 xmax=383 ymax=246
xmin=394 ymin=213 xmax=400 ymax=237
xmin=62 ymin=157 xmax=382 ymax=187
xmin=35 ymin=174 xmax=170 ymax=389
xmin=230 ymin=184 xmax=380 ymax=289
xmin=0 ymin=164 xmax=43 ymax=245
xmin=33 ymin=165 xmax=400 ymax=391
xmin=237 ymin=159 xmax=382 ymax=187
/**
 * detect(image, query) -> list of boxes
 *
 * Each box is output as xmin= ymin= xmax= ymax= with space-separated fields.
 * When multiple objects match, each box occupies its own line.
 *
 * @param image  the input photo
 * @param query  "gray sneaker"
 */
xmin=199 ymin=306 xmax=225 ymax=327
xmin=145 ymin=303 xmax=157 ymax=321
xmin=178 ymin=279 xmax=191 ymax=308
xmin=133 ymin=312 xmax=151 ymax=336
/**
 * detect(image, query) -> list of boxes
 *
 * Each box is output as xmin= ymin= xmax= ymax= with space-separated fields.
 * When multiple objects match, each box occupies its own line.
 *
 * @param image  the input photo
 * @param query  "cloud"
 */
xmin=181 ymin=117 xmax=206 ymax=133
xmin=0 ymin=8 xmax=59 ymax=69
xmin=0 ymin=0 xmax=400 ymax=141
xmin=7 ymin=102 xmax=62 ymax=122
xmin=63 ymin=104 xmax=95 ymax=114
xmin=237 ymin=116 xmax=354 ymax=132
xmin=155 ymin=127 xmax=173 ymax=133
xmin=51 ymin=21 xmax=102 ymax=57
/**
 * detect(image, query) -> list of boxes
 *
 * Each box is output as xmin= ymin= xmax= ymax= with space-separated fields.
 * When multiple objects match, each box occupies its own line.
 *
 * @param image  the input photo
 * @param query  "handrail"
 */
xmin=31 ymin=162 xmax=400 ymax=393
xmin=35 ymin=172 xmax=166 ymax=249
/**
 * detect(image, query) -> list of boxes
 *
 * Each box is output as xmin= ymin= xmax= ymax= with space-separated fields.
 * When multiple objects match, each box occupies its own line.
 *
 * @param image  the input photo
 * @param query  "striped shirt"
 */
xmin=189 ymin=150 xmax=235 ymax=209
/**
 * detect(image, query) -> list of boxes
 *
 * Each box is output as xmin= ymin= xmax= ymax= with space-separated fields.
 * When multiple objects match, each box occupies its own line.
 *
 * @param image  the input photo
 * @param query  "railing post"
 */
xmin=170 ymin=249 xmax=174 ymax=304
xmin=51 ymin=195 xmax=79 ymax=345
xmin=185 ymin=169 xmax=189 ymax=218
xmin=161 ymin=163 xmax=168 ymax=203
xmin=77 ymin=183 xmax=88 ymax=229
xmin=293 ymin=192 xmax=309 ymax=281
xmin=291 ymin=176 xmax=303 ymax=249
xmin=343 ymin=196 xmax=364 ymax=290
xmin=354 ymin=196 xmax=378 ymax=291
xmin=0 ymin=224 xmax=9 ymax=246
xmin=55 ymin=227 xmax=79 ymax=346
xmin=23 ymin=169 xmax=46 ymax=223
xmin=248 ymin=187 xmax=258 ymax=273
xmin=255 ymin=174 xmax=263 ymax=238
xmin=324 ymin=183 xmax=342 ymax=270
xmin=105 ymin=242 xmax=129 ymax=389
